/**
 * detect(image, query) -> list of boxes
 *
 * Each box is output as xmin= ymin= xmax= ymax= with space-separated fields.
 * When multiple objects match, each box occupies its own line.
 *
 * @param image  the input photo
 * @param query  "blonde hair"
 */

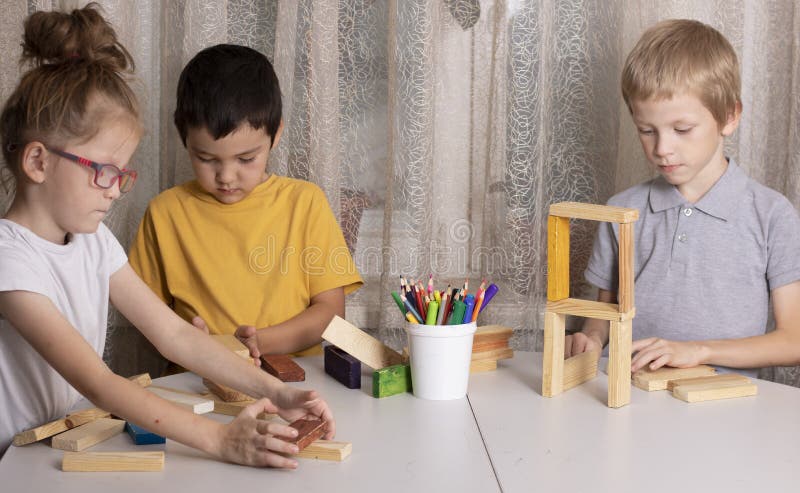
xmin=0 ymin=3 xmax=139 ymax=181
xmin=621 ymin=19 xmax=740 ymax=126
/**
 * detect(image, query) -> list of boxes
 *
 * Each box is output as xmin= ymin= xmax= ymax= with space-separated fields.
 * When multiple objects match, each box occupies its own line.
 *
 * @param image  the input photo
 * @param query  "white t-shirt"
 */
xmin=0 ymin=219 xmax=127 ymax=453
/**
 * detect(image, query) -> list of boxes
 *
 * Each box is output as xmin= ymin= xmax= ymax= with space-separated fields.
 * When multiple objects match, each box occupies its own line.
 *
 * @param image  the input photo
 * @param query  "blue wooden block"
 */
xmin=324 ymin=344 xmax=361 ymax=389
xmin=126 ymin=422 xmax=166 ymax=445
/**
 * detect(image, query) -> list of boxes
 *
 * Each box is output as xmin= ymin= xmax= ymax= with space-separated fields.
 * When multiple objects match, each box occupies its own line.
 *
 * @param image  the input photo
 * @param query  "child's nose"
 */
xmin=654 ymin=135 xmax=674 ymax=157
xmin=103 ymin=183 xmax=121 ymax=200
xmin=216 ymin=163 xmax=236 ymax=183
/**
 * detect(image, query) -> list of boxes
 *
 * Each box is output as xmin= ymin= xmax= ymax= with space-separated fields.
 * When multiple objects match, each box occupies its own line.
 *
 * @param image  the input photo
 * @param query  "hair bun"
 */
xmin=21 ymin=2 xmax=134 ymax=73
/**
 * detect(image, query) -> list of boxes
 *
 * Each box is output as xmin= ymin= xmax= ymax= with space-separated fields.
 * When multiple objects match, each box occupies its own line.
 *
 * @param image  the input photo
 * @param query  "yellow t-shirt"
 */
xmin=129 ymin=175 xmax=363 ymax=353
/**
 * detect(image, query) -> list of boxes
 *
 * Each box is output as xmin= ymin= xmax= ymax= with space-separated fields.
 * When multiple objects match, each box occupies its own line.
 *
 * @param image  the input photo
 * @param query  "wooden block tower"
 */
xmin=542 ymin=202 xmax=639 ymax=408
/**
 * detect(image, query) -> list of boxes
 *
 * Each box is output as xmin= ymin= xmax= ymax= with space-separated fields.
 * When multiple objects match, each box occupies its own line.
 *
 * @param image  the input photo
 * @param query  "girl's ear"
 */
xmin=19 ymin=142 xmax=49 ymax=184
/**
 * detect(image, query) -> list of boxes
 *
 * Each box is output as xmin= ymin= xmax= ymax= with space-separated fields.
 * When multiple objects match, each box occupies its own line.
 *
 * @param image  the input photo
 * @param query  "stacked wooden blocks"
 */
xmin=542 ymin=202 xmax=639 ymax=408
xmin=633 ymin=365 xmax=757 ymax=403
xmin=470 ymin=325 xmax=514 ymax=372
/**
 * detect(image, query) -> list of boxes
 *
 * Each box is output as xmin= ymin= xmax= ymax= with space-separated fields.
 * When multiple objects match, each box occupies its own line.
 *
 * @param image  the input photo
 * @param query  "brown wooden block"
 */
xmin=632 ymin=365 xmax=717 ymax=391
xmin=666 ymin=373 xmax=751 ymax=392
xmin=202 ymin=378 xmax=252 ymax=402
xmin=547 ymin=215 xmax=570 ymax=301
xmin=261 ymin=354 xmax=306 ymax=382
xmin=288 ymin=418 xmax=327 ymax=451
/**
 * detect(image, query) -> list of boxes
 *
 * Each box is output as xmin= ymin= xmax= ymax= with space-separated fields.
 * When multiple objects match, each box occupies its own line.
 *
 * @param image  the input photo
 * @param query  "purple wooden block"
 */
xmin=324 ymin=345 xmax=361 ymax=389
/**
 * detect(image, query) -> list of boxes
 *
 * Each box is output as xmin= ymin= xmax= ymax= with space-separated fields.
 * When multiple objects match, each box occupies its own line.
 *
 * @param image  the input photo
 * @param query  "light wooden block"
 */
xmin=542 ymin=311 xmax=566 ymax=397
xmin=471 ymin=347 xmax=514 ymax=362
xmin=202 ymin=393 xmax=275 ymax=420
xmin=632 ymin=365 xmax=717 ymax=391
xmin=546 ymin=298 xmax=635 ymax=321
xmin=148 ymin=387 xmax=213 ymax=414
xmin=547 ymin=215 xmax=570 ymax=301
xmin=563 ymin=350 xmax=599 ymax=391
xmin=470 ymin=359 xmax=498 ymax=373
xmin=473 ymin=325 xmax=513 ymax=345
xmin=321 ymin=315 xmax=405 ymax=370
xmin=607 ymin=319 xmax=632 ymax=408
xmin=203 ymin=378 xmax=252 ymax=402
xmin=211 ymin=334 xmax=250 ymax=359
xmin=62 ymin=451 xmax=164 ymax=472
xmin=549 ymin=201 xmax=639 ymax=224
xmin=65 ymin=408 xmax=112 ymax=428
xmin=618 ymin=222 xmax=635 ymax=313
xmin=672 ymin=380 xmax=758 ymax=403
xmin=666 ymin=373 xmax=751 ymax=392
xmin=292 ymin=440 xmax=352 ymax=461
xmin=51 ymin=418 xmax=126 ymax=452
xmin=472 ymin=339 xmax=510 ymax=353
xmin=128 ymin=373 xmax=152 ymax=387
xmin=12 ymin=418 xmax=69 ymax=447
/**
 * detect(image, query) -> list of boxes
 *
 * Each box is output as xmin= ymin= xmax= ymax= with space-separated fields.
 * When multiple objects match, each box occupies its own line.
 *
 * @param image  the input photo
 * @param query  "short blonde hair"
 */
xmin=621 ymin=19 xmax=740 ymax=126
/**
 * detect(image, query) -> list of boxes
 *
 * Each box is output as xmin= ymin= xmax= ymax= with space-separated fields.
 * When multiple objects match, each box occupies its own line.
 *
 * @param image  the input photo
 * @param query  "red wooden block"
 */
xmin=261 ymin=354 xmax=305 ymax=382
xmin=288 ymin=418 xmax=326 ymax=451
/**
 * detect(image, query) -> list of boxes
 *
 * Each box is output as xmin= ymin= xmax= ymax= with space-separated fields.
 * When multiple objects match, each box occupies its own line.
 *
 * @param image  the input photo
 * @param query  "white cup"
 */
xmin=405 ymin=321 xmax=477 ymax=400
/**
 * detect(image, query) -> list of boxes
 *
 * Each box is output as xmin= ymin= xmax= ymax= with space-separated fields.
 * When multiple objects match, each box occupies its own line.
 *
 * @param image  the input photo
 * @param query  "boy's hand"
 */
xmin=631 ymin=338 xmax=705 ymax=372
xmin=564 ymin=332 xmax=603 ymax=358
xmin=191 ymin=316 xmax=210 ymax=334
xmin=235 ymin=325 xmax=262 ymax=366
xmin=216 ymin=398 xmax=300 ymax=468
xmin=273 ymin=386 xmax=336 ymax=440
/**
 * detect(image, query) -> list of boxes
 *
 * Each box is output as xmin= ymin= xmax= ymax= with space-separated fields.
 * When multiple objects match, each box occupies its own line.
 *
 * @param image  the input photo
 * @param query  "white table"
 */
xmin=467 ymin=352 xmax=800 ymax=493
xmin=0 ymin=355 xmax=500 ymax=492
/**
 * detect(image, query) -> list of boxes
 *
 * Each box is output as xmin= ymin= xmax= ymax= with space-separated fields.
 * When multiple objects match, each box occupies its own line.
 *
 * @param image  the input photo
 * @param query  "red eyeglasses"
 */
xmin=47 ymin=147 xmax=137 ymax=194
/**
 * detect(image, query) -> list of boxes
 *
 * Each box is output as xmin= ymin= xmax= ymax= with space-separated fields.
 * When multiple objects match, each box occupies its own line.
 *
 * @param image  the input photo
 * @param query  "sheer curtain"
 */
xmin=1 ymin=0 xmax=798 ymax=385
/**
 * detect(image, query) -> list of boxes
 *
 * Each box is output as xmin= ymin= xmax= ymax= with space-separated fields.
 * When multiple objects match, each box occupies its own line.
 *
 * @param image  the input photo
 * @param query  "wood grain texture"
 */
xmin=562 ymin=350 xmax=599 ymax=391
xmin=542 ymin=311 xmax=566 ymax=397
xmin=51 ymin=418 xmax=126 ymax=452
xmin=292 ymin=440 xmax=351 ymax=461
xmin=470 ymin=359 xmax=498 ymax=373
xmin=128 ymin=373 xmax=152 ymax=387
xmin=62 ymin=451 xmax=164 ymax=472
xmin=261 ymin=354 xmax=306 ymax=382
xmin=288 ymin=418 xmax=327 ymax=451
xmin=666 ymin=373 xmax=751 ymax=392
xmin=201 ymin=393 xmax=274 ymax=420
xmin=618 ymin=222 xmax=634 ymax=313
xmin=471 ymin=347 xmax=514 ymax=362
xmin=12 ymin=419 xmax=69 ymax=447
xmin=549 ymin=202 xmax=639 ymax=223
xmin=65 ymin=408 xmax=111 ymax=428
xmin=547 ymin=215 xmax=570 ymax=301
xmin=321 ymin=315 xmax=405 ymax=369
xmin=672 ymin=380 xmax=757 ymax=403
xmin=203 ymin=378 xmax=252 ymax=402
xmin=546 ymin=298 xmax=635 ymax=321
xmin=473 ymin=325 xmax=513 ymax=344
xmin=608 ymin=319 xmax=632 ymax=408
xmin=632 ymin=365 xmax=717 ymax=391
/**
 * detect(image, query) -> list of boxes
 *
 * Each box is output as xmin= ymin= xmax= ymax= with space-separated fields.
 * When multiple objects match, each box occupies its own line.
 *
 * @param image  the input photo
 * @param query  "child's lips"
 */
xmin=217 ymin=188 xmax=239 ymax=194
xmin=659 ymin=164 xmax=682 ymax=173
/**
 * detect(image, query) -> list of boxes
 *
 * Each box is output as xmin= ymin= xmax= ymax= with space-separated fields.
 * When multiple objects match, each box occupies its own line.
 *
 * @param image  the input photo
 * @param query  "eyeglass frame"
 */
xmin=46 ymin=146 xmax=138 ymax=194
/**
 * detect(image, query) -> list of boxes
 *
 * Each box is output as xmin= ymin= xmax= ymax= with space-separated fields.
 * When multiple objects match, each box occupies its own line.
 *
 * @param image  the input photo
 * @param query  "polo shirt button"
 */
xmin=678 ymin=233 xmax=688 ymax=242
xmin=684 ymin=208 xmax=693 ymax=216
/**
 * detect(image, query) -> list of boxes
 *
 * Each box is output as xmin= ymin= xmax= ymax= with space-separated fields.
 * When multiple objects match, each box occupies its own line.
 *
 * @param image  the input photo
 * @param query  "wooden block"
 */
xmin=321 ymin=315 xmax=405 ymax=369
xmin=261 ymin=354 xmax=306 ymax=382
xmin=473 ymin=325 xmax=513 ymax=345
xmin=287 ymin=418 xmax=327 ymax=451
xmin=672 ymin=380 xmax=757 ymax=403
xmin=211 ymin=334 xmax=250 ymax=359
xmin=125 ymin=422 xmax=166 ymax=445
xmin=62 ymin=451 xmax=164 ymax=472
xmin=471 ymin=347 xmax=514 ymax=362
xmin=201 ymin=393 xmax=274 ymax=420
xmin=547 ymin=215 xmax=570 ymax=301
xmin=632 ymin=365 xmax=717 ymax=391
xmin=563 ymin=350 xmax=599 ymax=391
xmin=472 ymin=339 xmax=510 ymax=353
xmin=542 ymin=311 xmax=566 ymax=397
xmin=546 ymin=298 xmax=635 ymax=321
xmin=618 ymin=222 xmax=635 ymax=313
xmin=65 ymin=408 xmax=112 ymax=428
xmin=666 ymin=373 xmax=751 ymax=392
xmin=292 ymin=440 xmax=351 ymax=461
xmin=51 ymin=418 xmax=126 ymax=452
xmin=148 ymin=387 xmax=213 ymax=414
xmin=128 ymin=373 xmax=152 ymax=387
xmin=549 ymin=201 xmax=639 ymax=224
xmin=12 ymin=418 xmax=69 ymax=447
xmin=372 ymin=364 xmax=412 ymax=398
xmin=324 ymin=345 xmax=362 ymax=389
xmin=203 ymin=378 xmax=252 ymax=402
xmin=608 ymin=319 xmax=632 ymax=408
xmin=470 ymin=359 xmax=498 ymax=373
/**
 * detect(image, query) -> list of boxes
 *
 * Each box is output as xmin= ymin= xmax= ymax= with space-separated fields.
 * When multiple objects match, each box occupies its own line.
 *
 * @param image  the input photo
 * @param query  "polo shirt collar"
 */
xmin=648 ymin=158 xmax=748 ymax=221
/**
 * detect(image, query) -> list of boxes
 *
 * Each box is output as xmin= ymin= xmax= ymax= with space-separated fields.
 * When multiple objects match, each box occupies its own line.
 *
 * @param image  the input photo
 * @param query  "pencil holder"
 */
xmin=405 ymin=321 xmax=477 ymax=400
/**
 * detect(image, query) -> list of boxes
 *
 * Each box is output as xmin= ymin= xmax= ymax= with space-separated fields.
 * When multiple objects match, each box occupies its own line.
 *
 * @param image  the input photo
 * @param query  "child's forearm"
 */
xmin=698 ymin=329 xmax=800 ymax=369
xmin=255 ymin=300 xmax=342 ymax=354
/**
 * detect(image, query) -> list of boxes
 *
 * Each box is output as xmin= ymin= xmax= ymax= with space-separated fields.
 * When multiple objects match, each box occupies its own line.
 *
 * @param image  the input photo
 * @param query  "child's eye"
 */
xmin=238 ymin=157 xmax=256 ymax=164
xmin=637 ymin=128 xmax=655 ymax=136
xmin=675 ymin=127 xmax=693 ymax=134
xmin=197 ymin=156 xmax=216 ymax=163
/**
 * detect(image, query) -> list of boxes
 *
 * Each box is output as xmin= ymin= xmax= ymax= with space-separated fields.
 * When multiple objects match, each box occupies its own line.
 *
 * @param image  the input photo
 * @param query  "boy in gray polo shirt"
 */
xmin=565 ymin=19 xmax=800 ymax=378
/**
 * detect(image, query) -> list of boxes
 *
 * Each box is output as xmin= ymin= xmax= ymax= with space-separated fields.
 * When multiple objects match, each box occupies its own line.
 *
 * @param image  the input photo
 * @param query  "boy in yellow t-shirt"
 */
xmin=130 ymin=44 xmax=362 ymax=359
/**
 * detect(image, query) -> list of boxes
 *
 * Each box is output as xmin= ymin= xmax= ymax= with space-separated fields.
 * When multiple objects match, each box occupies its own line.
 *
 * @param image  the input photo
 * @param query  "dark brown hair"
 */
xmin=0 ymin=3 xmax=139 ymax=180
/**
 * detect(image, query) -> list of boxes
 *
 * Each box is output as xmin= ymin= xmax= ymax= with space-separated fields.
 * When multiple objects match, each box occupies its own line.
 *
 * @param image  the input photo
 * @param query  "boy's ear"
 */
xmin=721 ymin=102 xmax=742 ymax=137
xmin=19 ymin=141 xmax=50 ymax=184
xmin=270 ymin=119 xmax=284 ymax=149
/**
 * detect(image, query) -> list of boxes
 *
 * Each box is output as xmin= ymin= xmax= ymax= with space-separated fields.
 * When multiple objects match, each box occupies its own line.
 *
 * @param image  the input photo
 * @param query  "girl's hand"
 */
xmin=235 ymin=324 xmax=262 ymax=366
xmin=216 ymin=398 xmax=300 ymax=468
xmin=273 ymin=386 xmax=336 ymax=440
xmin=631 ymin=337 xmax=705 ymax=372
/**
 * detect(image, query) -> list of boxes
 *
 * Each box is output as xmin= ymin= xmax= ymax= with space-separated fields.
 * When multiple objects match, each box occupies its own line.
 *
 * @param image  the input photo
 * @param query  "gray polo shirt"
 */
xmin=585 ymin=159 xmax=800 ymax=376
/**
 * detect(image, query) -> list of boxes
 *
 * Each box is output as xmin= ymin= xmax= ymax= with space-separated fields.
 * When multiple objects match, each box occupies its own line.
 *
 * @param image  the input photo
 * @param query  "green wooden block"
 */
xmin=372 ymin=364 xmax=412 ymax=398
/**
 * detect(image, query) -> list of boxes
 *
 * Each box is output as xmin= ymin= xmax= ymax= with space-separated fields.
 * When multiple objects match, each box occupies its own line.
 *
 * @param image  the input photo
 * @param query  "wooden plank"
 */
xmin=128 ymin=373 xmax=152 ymax=387
xmin=471 ymin=347 xmax=514 ymax=362
xmin=287 ymin=418 xmax=327 ymax=451
xmin=292 ymin=440 xmax=351 ymax=461
xmin=12 ymin=419 xmax=69 ymax=447
xmin=472 ymin=339 xmax=510 ymax=353
xmin=549 ymin=202 xmax=639 ymax=224
xmin=473 ymin=325 xmax=513 ymax=345
xmin=470 ymin=359 xmax=498 ymax=373
xmin=125 ymin=422 xmax=166 ymax=445
xmin=672 ymin=380 xmax=758 ymax=403
xmin=321 ymin=315 xmax=405 ymax=370
xmin=211 ymin=334 xmax=250 ymax=359
xmin=62 ymin=451 xmax=164 ymax=472
xmin=51 ymin=418 xmax=126 ymax=452
xmin=632 ymin=365 xmax=717 ymax=391
xmin=65 ymin=408 xmax=111 ymax=428
xmin=324 ymin=344 xmax=361 ymax=389
xmin=148 ymin=387 xmax=213 ymax=414
xmin=562 ymin=350 xmax=599 ymax=391
xmin=547 ymin=215 xmax=570 ymax=301
xmin=546 ymin=298 xmax=634 ymax=321
xmin=202 ymin=378 xmax=252 ymax=402
xmin=666 ymin=373 xmax=751 ymax=392
xmin=372 ymin=364 xmax=412 ymax=398
xmin=261 ymin=354 xmax=306 ymax=382
xmin=542 ymin=311 xmax=566 ymax=397
xmin=608 ymin=319 xmax=632 ymax=408
xmin=618 ymin=222 xmax=635 ymax=313
xmin=201 ymin=393 xmax=274 ymax=420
